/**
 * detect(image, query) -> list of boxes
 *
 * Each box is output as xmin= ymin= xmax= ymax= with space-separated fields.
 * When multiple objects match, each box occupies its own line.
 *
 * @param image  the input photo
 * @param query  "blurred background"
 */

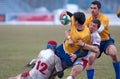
xmin=0 ymin=0 xmax=120 ymax=26
xmin=0 ymin=1 xmax=120 ymax=79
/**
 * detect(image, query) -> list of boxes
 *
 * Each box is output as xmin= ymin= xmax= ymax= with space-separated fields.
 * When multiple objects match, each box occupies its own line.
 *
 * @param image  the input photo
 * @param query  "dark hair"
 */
xmin=73 ymin=12 xmax=86 ymax=25
xmin=92 ymin=18 xmax=101 ymax=28
xmin=91 ymin=0 xmax=101 ymax=9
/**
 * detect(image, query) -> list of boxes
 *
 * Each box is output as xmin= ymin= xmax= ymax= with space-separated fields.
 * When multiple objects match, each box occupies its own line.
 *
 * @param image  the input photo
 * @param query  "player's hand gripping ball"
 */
xmin=60 ymin=15 xmax=70 ymax=25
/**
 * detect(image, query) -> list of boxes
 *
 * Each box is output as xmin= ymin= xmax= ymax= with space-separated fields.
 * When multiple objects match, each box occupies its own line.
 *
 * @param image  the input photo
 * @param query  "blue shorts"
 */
xmin=56 ymin=44 xmax=84 ymax=69
xmin=98 ymin=34 xmax=115 ymax=58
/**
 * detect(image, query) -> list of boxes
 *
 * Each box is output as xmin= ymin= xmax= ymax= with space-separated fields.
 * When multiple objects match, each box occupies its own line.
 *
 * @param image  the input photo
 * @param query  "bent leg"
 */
xmin=106 ymin=45 xmax=120 ymax=79
xmin=66 ymin=58 xmax=88 ymax=79
xmin=86 ymin=53 xmax=98 ymax=79
xmin=106 ymin=45 xmax=118 ymax=62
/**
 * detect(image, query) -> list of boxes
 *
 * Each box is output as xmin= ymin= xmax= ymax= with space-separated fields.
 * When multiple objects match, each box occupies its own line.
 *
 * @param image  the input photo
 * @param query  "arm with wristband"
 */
xmin=78 ymin=39 xmax=99 ymax=54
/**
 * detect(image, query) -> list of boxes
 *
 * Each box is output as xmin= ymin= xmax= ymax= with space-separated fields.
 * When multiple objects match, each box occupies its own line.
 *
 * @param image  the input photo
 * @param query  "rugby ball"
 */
xmin=60 ymin=15 xmax=70 ymax=25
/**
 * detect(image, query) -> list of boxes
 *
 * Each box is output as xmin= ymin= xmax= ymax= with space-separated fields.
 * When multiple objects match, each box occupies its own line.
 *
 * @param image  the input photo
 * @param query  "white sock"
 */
xmin=66 ymin=76 xmax=73 ymax=79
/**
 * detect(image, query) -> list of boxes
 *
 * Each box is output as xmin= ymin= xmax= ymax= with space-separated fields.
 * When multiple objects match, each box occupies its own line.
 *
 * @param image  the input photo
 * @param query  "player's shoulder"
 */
xmin=92 ymin=31 xmax=100 ymax=37
xmin=92 ymin=31 xmax=101 ymax=39
xmin=85 ymin=15 xmax=93 ymax=22
xmin=46 ymin=49 xmax=54 ymax=53
xmin=99 ymin=13 xmax=108 ymax=19
xmin=40 ymin=49 xmax=53 ymax=52
xmin=86 ymin=15 xmax=92 ymax=19
xmin=39 ymin=49 xmax=54 ymax=56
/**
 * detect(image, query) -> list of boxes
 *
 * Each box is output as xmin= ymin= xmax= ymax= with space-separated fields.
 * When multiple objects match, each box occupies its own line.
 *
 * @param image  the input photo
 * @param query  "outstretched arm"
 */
xmin=54 ymin=55 xmax=64 ymax=78
xmin=25 ymin=59 xmax=37 ymax=68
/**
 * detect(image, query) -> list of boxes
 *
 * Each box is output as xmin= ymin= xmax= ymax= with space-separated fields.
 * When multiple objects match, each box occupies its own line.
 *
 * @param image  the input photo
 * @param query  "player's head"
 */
xmin=90 ymin=0 xmax=101 ymax=17
xmin=89 ymin=18 xmax=101 ymax=33
xmin=73 ymin=12 xmax=86 ymax=25
xmin=91 ymin=0 xmax=101 ymax=9
xmin=46 ymin=40 xmax=57 ymax=51
xmin=92 ymin=18 xmax=101 ymax=28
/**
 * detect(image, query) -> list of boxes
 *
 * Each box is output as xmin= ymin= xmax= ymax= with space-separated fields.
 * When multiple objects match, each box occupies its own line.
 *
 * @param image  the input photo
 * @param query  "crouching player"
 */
xmin=8 ymin=40 xmax=64 ymax=79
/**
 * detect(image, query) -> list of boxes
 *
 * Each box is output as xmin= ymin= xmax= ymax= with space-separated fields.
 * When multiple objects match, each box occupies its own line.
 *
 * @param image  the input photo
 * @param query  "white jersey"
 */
xmin=29 ymin=49 xmax=63 ymax=79
xmin=82 ymin=31 xmax=101 ymax=61
xmin=91 ymin=31 xmax=101 ymax=46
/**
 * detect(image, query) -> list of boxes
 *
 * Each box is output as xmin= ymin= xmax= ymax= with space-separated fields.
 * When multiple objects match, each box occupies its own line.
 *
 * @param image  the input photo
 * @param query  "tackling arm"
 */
xmin=78 ymin=39 xmax=99 ymax=54
xmin=54 ymin=55 xmax=64 ymax=78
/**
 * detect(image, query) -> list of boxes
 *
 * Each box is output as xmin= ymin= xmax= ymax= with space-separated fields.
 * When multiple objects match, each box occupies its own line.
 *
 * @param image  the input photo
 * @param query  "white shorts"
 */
xmin=73 ymin=52 xmax=91 ymax=69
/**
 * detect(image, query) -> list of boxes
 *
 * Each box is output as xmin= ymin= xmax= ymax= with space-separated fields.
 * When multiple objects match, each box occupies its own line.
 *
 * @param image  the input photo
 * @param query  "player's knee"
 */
xmin=89 ymin=55 xmax=95 ymax=61
xmin=109 ymin=52 xmax=118 ymax=61
xmin=108 ymin=48 xmax=117 ymax=57
xmin=88 ymin=60 xmax=94 ymax=65
xmin=106 ymin=45 xmax=117 ymax=55
xmin=110 ymin=52 xmax=117 ymax=57
xmin=70 ymin=65 xmax=82 ymax=77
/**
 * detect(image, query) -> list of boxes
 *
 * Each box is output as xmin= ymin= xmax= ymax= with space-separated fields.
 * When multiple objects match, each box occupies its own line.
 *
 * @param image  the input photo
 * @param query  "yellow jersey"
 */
xmin=84 ymin=13 xmax=109 ymax=41
xmin=64 ymin=16 xmax=91 ymax=54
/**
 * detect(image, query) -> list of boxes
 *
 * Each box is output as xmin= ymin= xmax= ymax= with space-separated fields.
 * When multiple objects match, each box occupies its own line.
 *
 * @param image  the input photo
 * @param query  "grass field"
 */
xmin=0 ymin=25 xmax=120 ymax=79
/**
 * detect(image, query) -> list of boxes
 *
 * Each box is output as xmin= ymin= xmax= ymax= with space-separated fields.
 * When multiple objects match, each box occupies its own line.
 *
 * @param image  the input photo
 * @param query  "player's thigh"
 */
xmin=106 ymin=44 xmax=117 ymax=56
xmin=89 ymin=53 xmax=97 ymax=63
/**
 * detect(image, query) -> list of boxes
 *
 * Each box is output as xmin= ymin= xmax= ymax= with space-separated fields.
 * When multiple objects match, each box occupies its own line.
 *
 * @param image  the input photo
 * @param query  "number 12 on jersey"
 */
xmin=36 ymin=60 xmax=48 ymax=75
